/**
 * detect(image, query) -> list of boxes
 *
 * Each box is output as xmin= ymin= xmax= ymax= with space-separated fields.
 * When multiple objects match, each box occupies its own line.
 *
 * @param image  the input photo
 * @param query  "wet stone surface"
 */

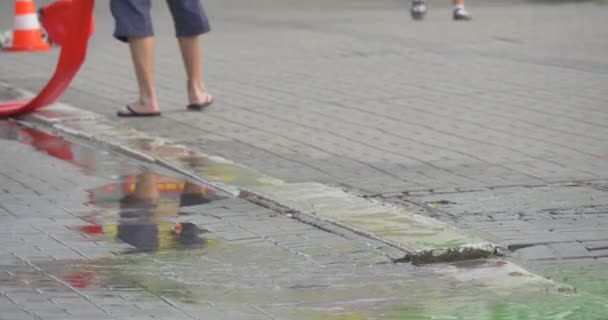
xmin=0 ymin=120 xmax=607 ymax=319
xmin=1 ymin=0 xmax=607 ymax=316
xmin=21 ymin=107 xmax=496 ymax=263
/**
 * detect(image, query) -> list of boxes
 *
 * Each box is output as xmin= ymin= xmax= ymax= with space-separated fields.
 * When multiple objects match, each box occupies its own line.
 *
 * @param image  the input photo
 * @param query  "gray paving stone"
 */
xmin=590 ymin=249 xmax=608 ymax=258
xmin=582 ymin=240 xmax=608 ymax=250
xmin=549 ymin=242 xmax=593 ymax=259
xmin=0 ymin=309 xmax=36 ymax=320
xmin=527 ymin=257 xmax=600 ymax=273
xmin=560 ymin=231 xmax=608 ymax=242
xmin=513 ymin=245 xmax=558 ymax=261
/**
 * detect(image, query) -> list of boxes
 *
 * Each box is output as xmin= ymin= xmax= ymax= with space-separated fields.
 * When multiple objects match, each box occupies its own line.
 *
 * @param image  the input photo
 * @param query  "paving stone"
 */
xmin=549 ymin=242 xmax=594 ymax=259
xmin=590 ymin=249 xmax=608 ymax=257
xmin=583 ymin=240 xmax=608 ymax=250
xmin=513 ymin=245 xmax=558 ymax=261
xmin=560 ymin=231 xmax=608 ymax=242
xmin=0 ymin=309 xmax=36 ymax=320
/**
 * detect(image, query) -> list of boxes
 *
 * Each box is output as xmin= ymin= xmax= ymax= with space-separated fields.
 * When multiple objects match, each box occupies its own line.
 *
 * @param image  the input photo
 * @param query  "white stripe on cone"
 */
xmin=13 ymin=14 xmax=40 ymax=30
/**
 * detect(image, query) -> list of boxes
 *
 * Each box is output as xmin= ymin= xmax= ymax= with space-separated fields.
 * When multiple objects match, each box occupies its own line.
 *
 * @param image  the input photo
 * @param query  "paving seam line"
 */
xmin=2 ymin=82 xmax=502 ymax=264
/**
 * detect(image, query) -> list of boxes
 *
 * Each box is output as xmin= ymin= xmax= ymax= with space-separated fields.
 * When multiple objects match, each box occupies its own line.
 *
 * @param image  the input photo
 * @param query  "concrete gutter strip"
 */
xmin=241 ymin=184 xmax=499 ymax=264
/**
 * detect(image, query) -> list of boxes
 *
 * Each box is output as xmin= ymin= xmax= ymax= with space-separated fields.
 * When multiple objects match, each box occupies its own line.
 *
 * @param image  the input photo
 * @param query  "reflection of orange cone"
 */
xmin=4 ymin=0 xmax=51 ymax=52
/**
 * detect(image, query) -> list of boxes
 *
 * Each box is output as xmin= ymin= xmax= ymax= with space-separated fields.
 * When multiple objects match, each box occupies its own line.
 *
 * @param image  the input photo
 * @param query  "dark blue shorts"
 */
xmin=110 ymin=0 xmax=211 ymax=42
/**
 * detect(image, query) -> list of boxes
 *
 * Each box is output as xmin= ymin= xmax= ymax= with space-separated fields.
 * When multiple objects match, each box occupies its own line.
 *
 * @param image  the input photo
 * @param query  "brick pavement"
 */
xmin=375 ymin=182 xmax=608 ymax=270
xmin=1 ymin=0 xmax=607 ymax=193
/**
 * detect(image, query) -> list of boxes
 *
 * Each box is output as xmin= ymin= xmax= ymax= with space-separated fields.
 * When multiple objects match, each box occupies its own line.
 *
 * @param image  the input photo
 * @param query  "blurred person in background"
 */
xmin=411 ymin=0 xmax=472 ymax=21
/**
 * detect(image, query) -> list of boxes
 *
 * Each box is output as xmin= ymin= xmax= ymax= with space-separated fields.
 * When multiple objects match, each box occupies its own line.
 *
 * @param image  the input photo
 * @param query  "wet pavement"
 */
xmin=1 ymin=0 xmax=608 ymax=317
xmin=2 ymin=0 xmax=606 ymax=269
xmin=13 ymin=104 xmax=497 ymax=264
xmin=381 ymin=185 xmax=608 ymax=265
xmin=0 ymin=120 xmax=607 ymax=319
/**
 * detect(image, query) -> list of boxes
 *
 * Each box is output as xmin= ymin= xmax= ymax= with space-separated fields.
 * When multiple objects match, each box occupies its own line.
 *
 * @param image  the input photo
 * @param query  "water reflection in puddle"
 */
xmin=0 ymin=120 xmax=140 ymax=178
xmin=82 ymin=170 xmax=225 ymax=252
xmin=0 ymin=121 xmax=225 ymax=252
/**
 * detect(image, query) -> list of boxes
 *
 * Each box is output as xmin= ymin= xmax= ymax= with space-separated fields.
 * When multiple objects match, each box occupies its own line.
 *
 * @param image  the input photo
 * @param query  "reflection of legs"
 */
xmin=131 ymin=171 xmax=160 ymax=201
xmin=119 ymin=171 xmax=160 ymax=251
xmin=179 ymin=181 xmax=211 ymax=208
xmin=183 ymin=181 xmax=209 ymax=196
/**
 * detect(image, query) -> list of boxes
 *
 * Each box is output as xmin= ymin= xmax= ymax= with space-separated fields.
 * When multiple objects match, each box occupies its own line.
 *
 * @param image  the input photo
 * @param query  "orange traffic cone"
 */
xmin=4 ymin=0 xmax=51 ymax=52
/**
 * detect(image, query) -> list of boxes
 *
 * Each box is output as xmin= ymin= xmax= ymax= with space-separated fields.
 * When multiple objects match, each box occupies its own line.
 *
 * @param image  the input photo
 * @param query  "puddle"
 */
xmin=0 ymin=120 xmax=138 ymax=178
xmin=0 ymin=120 xmax=226 ymax=252
xmin=80 ymin=170 xmax=224 ymax=252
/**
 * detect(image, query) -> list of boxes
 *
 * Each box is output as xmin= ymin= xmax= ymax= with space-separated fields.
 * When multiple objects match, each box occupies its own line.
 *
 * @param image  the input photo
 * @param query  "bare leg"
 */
xmin=118 ymin=37 xmax=160 ymax=114
xmin=183 ymin=182 xmax=210 ymax=196
xmin=178 ymin=35 xmax=212 ymax=106
xmin=453 ymin=0 xmax=465 ymax=6
xmin=131 ymin=171 xmax=160 ymax=201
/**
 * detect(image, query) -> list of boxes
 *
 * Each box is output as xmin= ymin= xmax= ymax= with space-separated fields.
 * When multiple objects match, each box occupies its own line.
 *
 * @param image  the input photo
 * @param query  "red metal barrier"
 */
xmin=0 ymin=0 xmax=95 ymax=117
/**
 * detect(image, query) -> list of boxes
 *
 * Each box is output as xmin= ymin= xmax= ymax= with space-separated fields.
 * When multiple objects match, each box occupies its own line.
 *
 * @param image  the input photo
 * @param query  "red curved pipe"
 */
xmin=0 ymin=0 xmax=95 ymax=117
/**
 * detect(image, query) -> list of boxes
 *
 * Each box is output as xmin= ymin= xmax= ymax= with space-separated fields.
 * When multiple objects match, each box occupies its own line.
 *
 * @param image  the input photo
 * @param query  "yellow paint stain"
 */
xmin=324 ymin=313 xmax=369 ymax=320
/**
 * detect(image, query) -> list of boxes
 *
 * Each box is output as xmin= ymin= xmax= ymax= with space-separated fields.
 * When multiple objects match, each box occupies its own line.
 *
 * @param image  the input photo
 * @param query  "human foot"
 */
xmin=410 ymin=0 xmax=427 ymax=20
xmin=187 ymin=80 xmax=214 ymax=111
xmin=117 ymin=99 xmax=161 ymax=117
xmin=453 ymin=6 xmax=472 ymax=21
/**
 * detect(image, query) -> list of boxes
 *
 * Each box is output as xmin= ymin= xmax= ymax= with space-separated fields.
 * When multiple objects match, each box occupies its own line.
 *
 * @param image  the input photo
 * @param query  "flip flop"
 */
xmin=187 ymin=95 xmax=214 ymax=111
xmin=117 ymin=105 xmax=161 ymax=117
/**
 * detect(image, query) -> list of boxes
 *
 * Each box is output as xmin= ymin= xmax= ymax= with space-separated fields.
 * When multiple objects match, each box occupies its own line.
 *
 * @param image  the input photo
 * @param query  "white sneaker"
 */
xmin=453 ymin=7 xmax=472 ymax=21
xmin=411 ymin=0 xmax=427 ymax=20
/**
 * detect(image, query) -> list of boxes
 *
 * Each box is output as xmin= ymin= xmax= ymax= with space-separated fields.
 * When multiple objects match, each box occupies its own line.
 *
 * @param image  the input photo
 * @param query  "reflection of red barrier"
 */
xmin=80 ymin=225 xmax=104 ymax=235
xmin=64 ymin=271 xmax=96 ymax=288
xmin=18 ymin=126 xmax=98 ymax=174
xmin=20 ymin=127 xmax=74 ymax=161
xmin=0 ymin=0 xmax=95 ymax=117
